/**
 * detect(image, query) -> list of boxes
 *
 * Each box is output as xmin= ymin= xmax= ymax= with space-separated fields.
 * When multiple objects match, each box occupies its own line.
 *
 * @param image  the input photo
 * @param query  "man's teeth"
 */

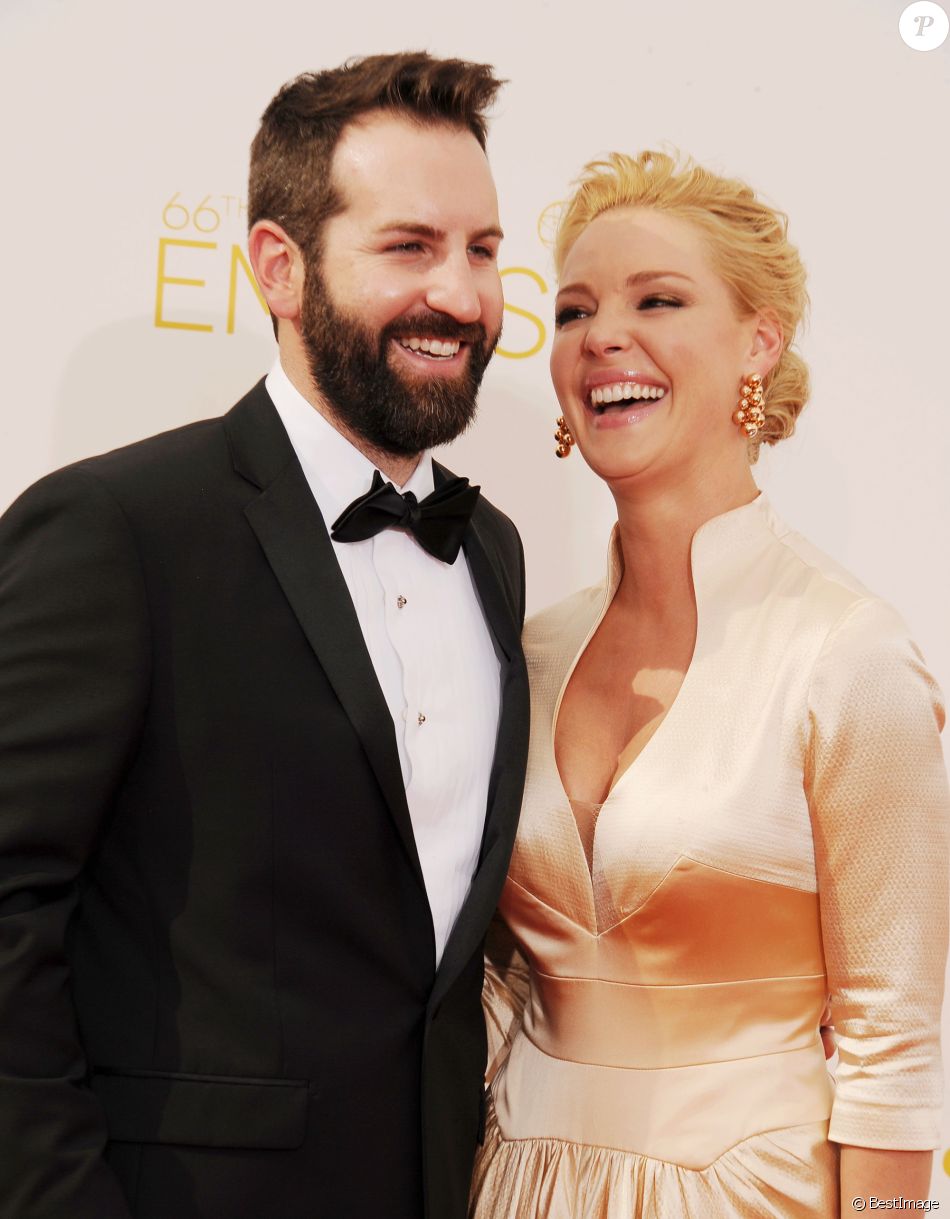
xmin=590 ymin=383 xmax=667 ymax=405
xmin=398 ymin=337 xmax=461 ymax=358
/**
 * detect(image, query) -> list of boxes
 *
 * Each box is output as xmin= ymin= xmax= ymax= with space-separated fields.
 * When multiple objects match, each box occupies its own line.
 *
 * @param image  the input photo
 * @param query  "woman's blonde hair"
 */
xmin=554 ymin=151 xmax=809 ymax=460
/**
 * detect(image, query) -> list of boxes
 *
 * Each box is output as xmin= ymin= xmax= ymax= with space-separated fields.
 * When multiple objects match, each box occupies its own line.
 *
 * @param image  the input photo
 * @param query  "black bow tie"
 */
xmin=330 ymin=469 xmax=480 ymax=564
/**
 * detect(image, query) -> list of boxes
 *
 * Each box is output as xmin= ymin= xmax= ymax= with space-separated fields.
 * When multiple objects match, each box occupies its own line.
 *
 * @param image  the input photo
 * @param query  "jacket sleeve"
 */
xmin=805 ymin=596 xmax=949 ymax=1150
xmin=0 ymin=466 xmax=150 ymax=1217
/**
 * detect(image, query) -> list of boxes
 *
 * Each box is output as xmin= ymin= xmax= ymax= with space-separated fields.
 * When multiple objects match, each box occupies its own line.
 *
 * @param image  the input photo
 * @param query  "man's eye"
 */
xmin=388 ymin=241 xmax=424 ymax=253
xmin=554 ymin=306 xmax=588 ymax=327
xmin=639 ymin=295 xmax=682 ymax=310
xmin=469 ymin=244 xmax=497 ymax=261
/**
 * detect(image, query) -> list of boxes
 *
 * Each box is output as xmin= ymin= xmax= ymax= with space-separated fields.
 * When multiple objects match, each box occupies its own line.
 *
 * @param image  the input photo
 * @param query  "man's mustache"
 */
xmin=382 ymin=311 xmax=490 ymax=347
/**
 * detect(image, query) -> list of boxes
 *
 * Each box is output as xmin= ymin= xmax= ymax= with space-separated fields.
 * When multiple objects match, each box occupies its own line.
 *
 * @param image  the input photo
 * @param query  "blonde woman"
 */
xmin=469 ymin=152 xmax=948 ymax=1217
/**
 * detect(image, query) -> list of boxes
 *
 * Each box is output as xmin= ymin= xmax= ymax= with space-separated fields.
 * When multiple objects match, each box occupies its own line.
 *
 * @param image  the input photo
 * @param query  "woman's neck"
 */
xmin=610 ymin=463 xmax=760 ymax=619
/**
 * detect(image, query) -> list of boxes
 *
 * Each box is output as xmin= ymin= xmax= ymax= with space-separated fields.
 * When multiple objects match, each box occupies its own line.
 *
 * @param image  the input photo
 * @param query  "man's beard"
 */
xmin=300 ymin=264 xmax=500 ymax=458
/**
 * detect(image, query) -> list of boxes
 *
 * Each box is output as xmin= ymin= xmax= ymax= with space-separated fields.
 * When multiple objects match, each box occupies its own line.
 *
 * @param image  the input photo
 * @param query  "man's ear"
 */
xmin=247 ymin=220 xmax=305 ymax=323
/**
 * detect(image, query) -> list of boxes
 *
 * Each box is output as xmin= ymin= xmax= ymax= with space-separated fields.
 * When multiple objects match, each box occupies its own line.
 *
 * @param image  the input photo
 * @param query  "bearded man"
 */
xmin=0 ymin=53 xmax=528 ymax=1219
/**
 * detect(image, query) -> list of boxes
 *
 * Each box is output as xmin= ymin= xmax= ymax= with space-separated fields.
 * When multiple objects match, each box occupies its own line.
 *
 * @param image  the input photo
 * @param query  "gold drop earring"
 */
xmin=733 ymin=373 xmax=765 ymax=439
xmin=554 ymin=416 xmax=575 ymax=459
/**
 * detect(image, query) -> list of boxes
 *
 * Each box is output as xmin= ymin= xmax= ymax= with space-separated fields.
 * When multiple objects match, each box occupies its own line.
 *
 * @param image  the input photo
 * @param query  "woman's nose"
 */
xmin=582 ymin=308 xmax=634 ymax=358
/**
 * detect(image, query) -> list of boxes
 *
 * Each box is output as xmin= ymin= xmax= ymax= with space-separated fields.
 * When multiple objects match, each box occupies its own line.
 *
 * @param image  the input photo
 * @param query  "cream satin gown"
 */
xmin=469 ymin=496 xmax=948 ymax=1219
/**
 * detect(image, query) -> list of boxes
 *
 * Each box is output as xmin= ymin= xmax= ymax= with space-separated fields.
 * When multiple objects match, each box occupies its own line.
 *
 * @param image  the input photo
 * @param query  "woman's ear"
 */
xmin=749 ymin=311 xmax=784 ymax=378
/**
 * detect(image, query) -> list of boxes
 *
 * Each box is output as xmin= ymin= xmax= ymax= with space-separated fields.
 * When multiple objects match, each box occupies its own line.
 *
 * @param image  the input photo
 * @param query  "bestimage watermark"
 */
xmin=850 ymin=1198 xmax=940 ymax=1212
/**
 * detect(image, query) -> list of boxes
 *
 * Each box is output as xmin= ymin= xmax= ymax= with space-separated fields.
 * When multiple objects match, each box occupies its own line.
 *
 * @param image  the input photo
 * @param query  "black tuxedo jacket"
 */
xmin=0 ymin=381 xmax=529 ymax=1219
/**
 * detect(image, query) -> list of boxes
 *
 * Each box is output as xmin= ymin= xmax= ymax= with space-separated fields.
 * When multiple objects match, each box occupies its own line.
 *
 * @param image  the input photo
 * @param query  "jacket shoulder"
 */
xmin=6 ymin=381 xmax=285 ymax=530
xmin=473 ymin=491 xmax=521 ymax=556
xmin=6 ymin=415 xmax=226 ymax=516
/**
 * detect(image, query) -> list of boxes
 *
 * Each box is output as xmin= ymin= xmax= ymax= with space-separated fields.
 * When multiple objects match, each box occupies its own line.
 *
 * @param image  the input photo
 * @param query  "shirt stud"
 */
xmin=397 ymin=595 xmax=407 ymax=609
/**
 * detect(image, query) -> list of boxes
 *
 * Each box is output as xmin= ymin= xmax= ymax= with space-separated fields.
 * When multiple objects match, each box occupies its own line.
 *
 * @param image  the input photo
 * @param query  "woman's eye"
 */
xmin=554 ymin=306 xmax=588 ymax=327
xmin=639 ymin=295 xmax=682 ymax=310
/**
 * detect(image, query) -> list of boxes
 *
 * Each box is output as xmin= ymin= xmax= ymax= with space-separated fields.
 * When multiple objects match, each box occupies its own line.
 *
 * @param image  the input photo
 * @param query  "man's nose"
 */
xmin=424 ymin=254 xmax=482 ymax=324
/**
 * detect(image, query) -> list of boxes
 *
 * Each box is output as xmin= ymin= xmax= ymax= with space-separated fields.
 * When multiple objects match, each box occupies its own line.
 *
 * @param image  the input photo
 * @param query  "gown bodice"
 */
xmin=470 ymin=495 xmax=949 ymax=1218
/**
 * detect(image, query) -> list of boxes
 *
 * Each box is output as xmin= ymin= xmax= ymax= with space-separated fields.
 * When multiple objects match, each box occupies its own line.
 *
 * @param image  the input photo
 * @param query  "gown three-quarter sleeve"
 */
xmin=806 ymin=595 xmax=950 ymax=1149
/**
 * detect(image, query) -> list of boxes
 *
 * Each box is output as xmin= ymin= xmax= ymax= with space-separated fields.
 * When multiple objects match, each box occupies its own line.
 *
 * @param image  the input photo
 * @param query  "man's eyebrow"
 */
xmin=556 ymin=270 xmax=694 ymax=298
xmin=377 ymin=222 xmax=505 ymax=242
xmin=378 ymin=223 xmax=445 ymax=240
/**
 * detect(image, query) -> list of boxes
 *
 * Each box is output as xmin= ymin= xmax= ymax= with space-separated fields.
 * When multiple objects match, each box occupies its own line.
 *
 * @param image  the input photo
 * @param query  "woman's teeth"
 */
xmin=590 ymin=383 xmax=667 ymax=407
xmin=398 ymin=337 xmax=461 ymax=359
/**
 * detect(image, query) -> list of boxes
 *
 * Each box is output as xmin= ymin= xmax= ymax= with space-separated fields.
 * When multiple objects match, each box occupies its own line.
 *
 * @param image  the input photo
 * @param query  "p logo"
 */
xmin=899 ymin=1 xmax=949 ymax=49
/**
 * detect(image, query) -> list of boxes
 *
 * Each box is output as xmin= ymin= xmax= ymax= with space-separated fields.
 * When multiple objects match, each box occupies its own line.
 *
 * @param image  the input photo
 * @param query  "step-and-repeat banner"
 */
xmin=3 ymin=0 xmax=949 ymax=1204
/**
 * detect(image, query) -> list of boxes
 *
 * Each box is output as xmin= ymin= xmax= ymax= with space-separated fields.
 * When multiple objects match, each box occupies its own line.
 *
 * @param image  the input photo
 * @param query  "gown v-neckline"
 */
xmin=550 ymin=523 xmax=704 ymax=891
xmin=537 ymin=494 xmax=772 ymax=930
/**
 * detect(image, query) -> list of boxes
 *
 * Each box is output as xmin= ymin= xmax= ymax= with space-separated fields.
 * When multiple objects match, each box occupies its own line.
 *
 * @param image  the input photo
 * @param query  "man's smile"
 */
xmin=392 ymin=335 xmax=471 ymax=375
xmin=397 ymin=336 xmax=462 ymax=358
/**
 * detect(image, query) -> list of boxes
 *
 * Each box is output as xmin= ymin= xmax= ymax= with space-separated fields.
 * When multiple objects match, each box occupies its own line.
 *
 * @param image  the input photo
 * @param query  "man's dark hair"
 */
xmin=248 ymin=52 xmax=504 ymax=261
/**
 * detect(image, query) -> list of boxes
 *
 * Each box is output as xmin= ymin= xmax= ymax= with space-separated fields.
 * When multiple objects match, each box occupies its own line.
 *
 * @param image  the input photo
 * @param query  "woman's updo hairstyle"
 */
xmin=553 ymin=151 xmax=809 ymax=461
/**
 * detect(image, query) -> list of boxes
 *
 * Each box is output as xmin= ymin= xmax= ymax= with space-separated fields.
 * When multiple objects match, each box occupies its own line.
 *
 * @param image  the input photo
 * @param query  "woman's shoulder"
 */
xmin=769 ymin=519 xmax=870 ymax=600
xmin=761 ymin=512 xmax=935 ymax=698
xmin=762 ymin=508 xmax=911 ymax=642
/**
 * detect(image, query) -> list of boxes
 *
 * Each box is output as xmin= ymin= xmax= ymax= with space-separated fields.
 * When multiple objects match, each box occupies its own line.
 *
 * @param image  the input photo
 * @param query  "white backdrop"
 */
xmin=3 ymin=0 xmax=950 ymax=1202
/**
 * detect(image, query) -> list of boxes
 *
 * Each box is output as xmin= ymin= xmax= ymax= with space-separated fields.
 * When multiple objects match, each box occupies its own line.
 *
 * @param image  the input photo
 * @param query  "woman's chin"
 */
xmin=578 ymin=446 xmax=662 ymax=487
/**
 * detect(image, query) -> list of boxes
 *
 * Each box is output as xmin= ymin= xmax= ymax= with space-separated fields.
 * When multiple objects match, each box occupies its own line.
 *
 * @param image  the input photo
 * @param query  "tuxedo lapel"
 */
xmin=226 ymin=383 xmax=426 ymax=890
xmin=430 ymin=471 xmax=530 ymax=1011
xmin=461 ymin=515 xmax=522 ymax=856
xmin=432 ymin=462 xmax=520 ymax=670
xmin=461 ymin=517 xmax=519 ymax=667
